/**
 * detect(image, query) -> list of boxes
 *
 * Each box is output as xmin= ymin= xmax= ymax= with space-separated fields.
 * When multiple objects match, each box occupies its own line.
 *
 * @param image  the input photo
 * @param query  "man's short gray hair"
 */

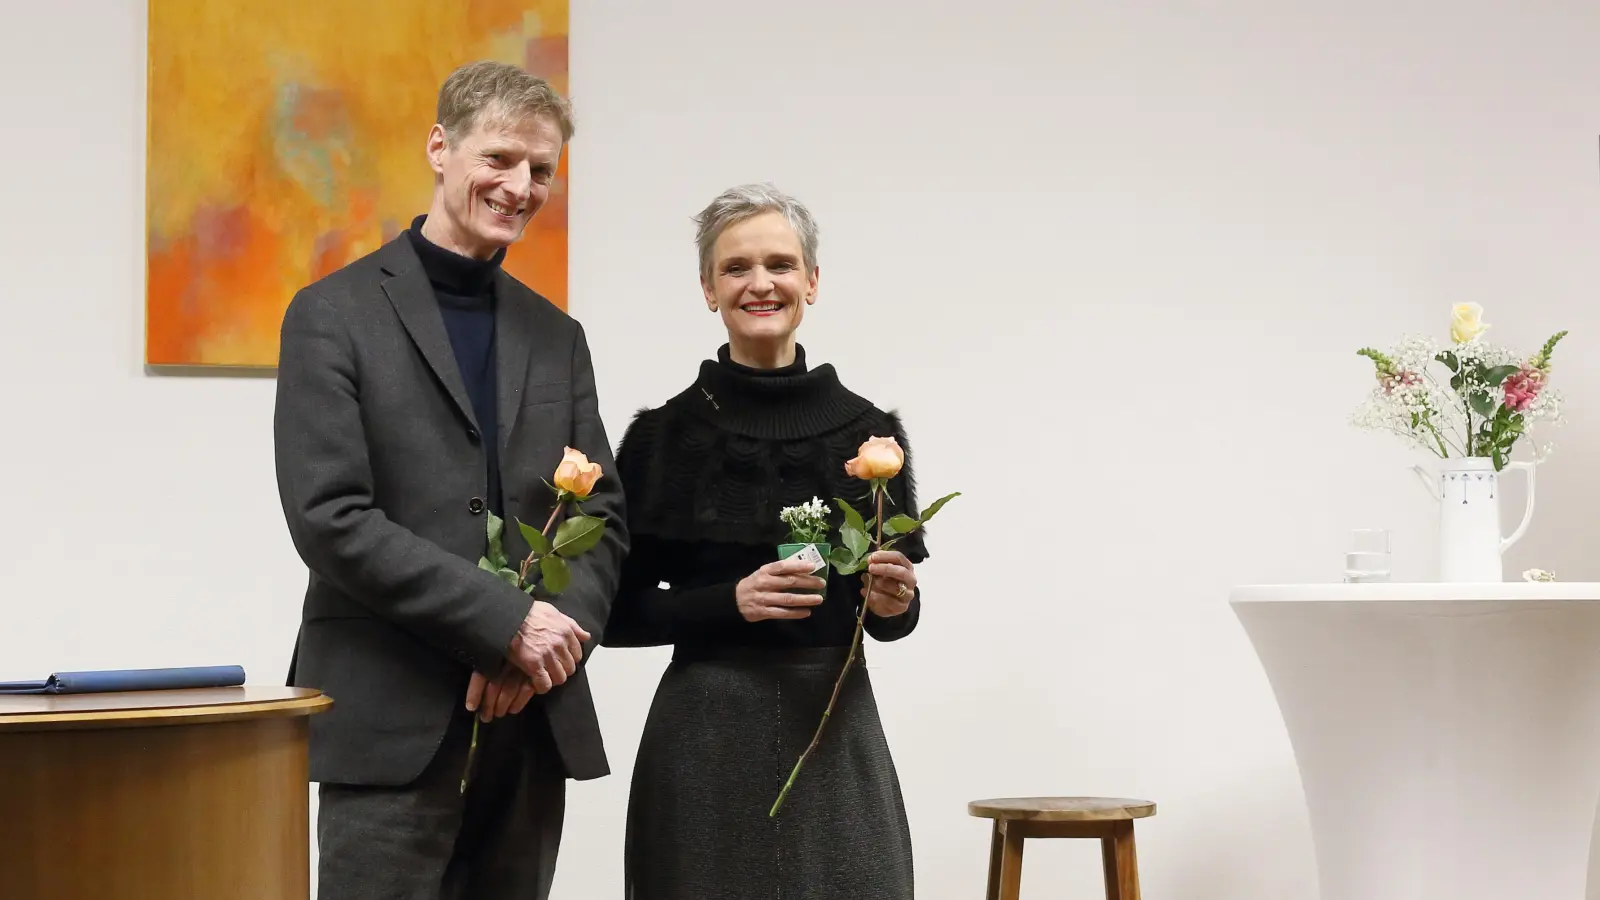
xmin=692 ymin=183 xmax=819 ymax=280
xmin=436 ymin=60 xmax=574 ymax=143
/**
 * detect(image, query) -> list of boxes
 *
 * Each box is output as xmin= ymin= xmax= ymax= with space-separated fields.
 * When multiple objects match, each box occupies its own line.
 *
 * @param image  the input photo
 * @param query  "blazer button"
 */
xmin=468 ymin=497 xmax=485 ymax=514
xmin=466 ymin=427 xmax=480 ymax=443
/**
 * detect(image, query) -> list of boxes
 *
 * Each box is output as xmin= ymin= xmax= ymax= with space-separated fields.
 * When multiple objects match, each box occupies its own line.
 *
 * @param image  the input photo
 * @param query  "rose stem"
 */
xmin=770 ymin=486 xmax=884 ymax=816
xmin=468 ymin=497 xmax=568 ymax=794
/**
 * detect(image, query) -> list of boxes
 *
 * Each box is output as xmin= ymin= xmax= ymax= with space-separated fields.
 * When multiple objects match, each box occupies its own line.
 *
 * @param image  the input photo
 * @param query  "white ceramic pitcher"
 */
xmin=1412 ymin=456 xmax=1537 ymax=582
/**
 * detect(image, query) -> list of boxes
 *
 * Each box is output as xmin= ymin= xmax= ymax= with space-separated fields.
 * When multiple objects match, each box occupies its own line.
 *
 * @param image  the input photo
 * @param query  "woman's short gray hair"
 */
xmin=692 ymin=183 xmax=819 ymax=280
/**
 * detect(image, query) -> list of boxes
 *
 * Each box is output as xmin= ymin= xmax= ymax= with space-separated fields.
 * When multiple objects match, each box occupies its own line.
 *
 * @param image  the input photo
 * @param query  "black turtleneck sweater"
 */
xmin=405 ymin=215 xmax=507 ymax=516
xmin=604 ymin=344 xmax=928 ymax=651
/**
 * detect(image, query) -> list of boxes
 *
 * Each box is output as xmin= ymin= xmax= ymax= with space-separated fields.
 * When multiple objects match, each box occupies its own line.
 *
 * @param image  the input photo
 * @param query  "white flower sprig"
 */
xmin=779 ymin=496 xmax=830 ymax=545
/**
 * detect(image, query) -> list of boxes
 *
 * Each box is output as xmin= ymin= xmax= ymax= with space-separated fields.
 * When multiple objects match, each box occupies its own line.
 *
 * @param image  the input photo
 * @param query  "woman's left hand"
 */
xmin=863 ymin=550 xmax=917 ymax=617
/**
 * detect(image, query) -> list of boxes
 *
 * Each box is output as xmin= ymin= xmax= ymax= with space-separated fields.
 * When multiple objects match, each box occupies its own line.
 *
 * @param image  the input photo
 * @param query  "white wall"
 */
xmin=4 ymin=1 xmax=1599 ymax=897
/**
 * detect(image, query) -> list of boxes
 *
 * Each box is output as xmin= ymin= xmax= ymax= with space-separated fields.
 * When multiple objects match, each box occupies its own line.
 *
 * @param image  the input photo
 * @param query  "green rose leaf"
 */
xmin=1469 ymin=390 xmax=1498 ymax=419
xmin=834 ymin=498 xmax=867 ymax=536
xmin=840 ymin=522 xmax=870 ymax=560
xmin=884 ymin=514 xmax=921 ymax=536
xmin=919 ymin=492 xmax=961 ymax=523
xmin=496 ymin=567 xmax=520 ymax=588
xmin=540 ymin=554 xmax=571 ymax=594
xmin=485 ymin=512 xmax=509 ymax=569
xmin=830 ymin=545 xmax=864 ymax=575
xmin=553 ymin=515 xmax=606 ymax=558
xmin=517 ymin=518 xmax=552 ymax=556
xmin=1483 ymin=364 xmax=1520 ymax=387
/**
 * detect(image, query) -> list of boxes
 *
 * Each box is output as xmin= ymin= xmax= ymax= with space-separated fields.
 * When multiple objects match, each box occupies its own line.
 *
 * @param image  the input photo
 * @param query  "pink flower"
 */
xmin=1379 ymin=370 xmax=1421 ymax=394
xmin=1502 ymin=367 xmax=1544 ymax=412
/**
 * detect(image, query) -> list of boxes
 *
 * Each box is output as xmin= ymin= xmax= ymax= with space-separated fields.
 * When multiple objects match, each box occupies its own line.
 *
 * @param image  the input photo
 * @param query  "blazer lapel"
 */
xmin=378 ymin=239 xmax=478 ymax=430
xmin=493 ymin=270 xmax=537 ymax=452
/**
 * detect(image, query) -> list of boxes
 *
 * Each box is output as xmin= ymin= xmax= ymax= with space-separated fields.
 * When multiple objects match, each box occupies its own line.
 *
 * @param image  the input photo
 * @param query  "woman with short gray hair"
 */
xmin=603 ymin=183 xmax=927 ymax=898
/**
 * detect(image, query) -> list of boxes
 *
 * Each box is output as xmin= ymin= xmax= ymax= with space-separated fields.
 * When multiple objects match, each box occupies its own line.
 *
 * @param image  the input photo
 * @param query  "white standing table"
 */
xmin=1231 ymin=582 xmax=1600 ymax=900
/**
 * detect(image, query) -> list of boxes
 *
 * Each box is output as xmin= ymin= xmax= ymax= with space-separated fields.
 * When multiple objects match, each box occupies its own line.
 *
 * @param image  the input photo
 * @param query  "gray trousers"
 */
xmin=316 ymin=703 xmax=566 ymax=900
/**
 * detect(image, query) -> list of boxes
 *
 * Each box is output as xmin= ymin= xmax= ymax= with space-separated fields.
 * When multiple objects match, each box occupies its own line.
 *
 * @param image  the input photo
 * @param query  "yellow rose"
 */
xmin=844 ymin=436 xmax=904 ymax=480
xmin=1450 ymin=302 xmax=1489 ymax=344
xmin=553 ymin=447 xmax=603 ymax=498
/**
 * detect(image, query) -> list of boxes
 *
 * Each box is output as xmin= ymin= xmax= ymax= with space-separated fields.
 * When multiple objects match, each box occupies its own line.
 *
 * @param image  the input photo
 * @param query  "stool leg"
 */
xmin=996 ymin=821 xmax=1025 ymax=900
xmin=985 ymin=821 xmax=1003 ymax=900
xmin=1100 ymin=820 xmax=1139 ymax=900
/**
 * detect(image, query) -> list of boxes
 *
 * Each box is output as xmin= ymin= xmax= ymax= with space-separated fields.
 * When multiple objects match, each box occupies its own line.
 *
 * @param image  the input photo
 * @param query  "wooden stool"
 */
xmin=968 ymin=797 xmax=1155 ymax=900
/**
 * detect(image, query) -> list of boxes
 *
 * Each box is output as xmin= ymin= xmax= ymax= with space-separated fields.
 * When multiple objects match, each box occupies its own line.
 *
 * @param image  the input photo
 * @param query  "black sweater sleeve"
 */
xmin=864 ymin=585 xmax=921 ymax=641
xmin=602 ymin=533 xmax=745 ymax=647
xmin=602 ymin=409 xmax=747 ymax=648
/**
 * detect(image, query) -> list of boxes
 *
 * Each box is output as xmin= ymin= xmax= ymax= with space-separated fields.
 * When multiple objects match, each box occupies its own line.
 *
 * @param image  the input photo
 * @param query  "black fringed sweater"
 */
xmin=603 ymin=345 xmax=928 ymax=651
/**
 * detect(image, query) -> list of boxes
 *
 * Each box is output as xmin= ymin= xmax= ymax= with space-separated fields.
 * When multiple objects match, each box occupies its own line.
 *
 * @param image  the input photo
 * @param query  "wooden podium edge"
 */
xmin=0 ymin=687 xmax=331 ymax=899
xmin=0 ymin=690 xmax=333 ymax=733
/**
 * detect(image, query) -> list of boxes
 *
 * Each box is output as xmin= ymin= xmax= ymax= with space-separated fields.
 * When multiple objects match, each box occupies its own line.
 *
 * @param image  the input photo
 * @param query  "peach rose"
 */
xmin=844 ymin=436 xmax=904 ymax=480
xmin=553 ymin=447 xmax=603 ymax=498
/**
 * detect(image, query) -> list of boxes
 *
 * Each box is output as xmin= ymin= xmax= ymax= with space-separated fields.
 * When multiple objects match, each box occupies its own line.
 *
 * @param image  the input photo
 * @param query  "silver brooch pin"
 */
xmin=701 ymin=387 xmax=719 ymax=410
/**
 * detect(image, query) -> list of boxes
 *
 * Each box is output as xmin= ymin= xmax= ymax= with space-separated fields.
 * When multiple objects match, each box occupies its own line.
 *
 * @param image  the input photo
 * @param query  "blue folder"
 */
xmin=0 ymin=665 xmax=246 ymax=695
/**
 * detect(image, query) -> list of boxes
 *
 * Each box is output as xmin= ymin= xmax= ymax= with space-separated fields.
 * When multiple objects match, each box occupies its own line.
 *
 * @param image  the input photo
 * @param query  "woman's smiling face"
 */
xmin=703 ymin=211 xmax=818 ymax=365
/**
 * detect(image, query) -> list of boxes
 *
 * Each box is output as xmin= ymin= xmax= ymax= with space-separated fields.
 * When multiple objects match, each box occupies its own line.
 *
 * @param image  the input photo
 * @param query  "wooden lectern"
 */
xmin=0 ymin=686 xmax=331 ymax=900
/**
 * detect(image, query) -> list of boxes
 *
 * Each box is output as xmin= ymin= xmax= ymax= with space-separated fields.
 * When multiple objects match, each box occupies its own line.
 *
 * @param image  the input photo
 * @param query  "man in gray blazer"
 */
xmin=273 ymin=61 xmax=626 ymax=900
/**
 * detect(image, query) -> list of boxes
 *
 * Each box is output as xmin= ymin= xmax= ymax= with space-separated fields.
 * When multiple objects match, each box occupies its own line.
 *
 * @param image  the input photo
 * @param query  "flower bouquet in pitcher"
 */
xmin=1352 ymin=303 xmax=1570 ymax=581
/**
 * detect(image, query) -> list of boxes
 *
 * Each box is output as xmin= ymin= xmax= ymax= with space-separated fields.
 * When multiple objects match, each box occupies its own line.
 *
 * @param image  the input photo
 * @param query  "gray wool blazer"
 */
xmin=273 ymin=235 xmax=627 ymax=786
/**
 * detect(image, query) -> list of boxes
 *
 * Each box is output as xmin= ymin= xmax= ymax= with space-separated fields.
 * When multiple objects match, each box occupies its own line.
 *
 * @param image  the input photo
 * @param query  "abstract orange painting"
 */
xmin=145 ymin=0 xmax=569 ymax=367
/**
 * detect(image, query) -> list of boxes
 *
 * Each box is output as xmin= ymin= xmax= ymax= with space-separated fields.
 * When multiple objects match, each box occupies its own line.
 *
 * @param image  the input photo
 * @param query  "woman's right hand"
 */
xmin=736 ymin=558 xmax=827 ymax=622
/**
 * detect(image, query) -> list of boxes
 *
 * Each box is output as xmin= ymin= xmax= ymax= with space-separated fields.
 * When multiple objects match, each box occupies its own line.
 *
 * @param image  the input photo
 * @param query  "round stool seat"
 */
xmin=969 ymin=797 xmax=1156 ymax=823
xmin=970 ymin=796 xmax=1156 ymax=899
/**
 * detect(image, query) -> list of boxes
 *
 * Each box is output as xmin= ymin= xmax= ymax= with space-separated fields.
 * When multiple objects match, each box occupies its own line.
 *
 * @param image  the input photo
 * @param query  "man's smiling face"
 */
xmin=424 ymin=109 xmax=564 ymax=259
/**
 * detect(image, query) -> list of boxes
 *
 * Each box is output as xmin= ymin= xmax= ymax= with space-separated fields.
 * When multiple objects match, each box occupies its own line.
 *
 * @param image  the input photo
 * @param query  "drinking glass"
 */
xmin=1343 ymin=528 xmax=1391 ymax=583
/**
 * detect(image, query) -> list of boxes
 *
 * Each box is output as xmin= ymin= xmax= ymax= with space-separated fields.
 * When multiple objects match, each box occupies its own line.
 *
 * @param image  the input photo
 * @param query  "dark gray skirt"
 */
xmin=623 ymin=645 xmax=914 ymax=900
